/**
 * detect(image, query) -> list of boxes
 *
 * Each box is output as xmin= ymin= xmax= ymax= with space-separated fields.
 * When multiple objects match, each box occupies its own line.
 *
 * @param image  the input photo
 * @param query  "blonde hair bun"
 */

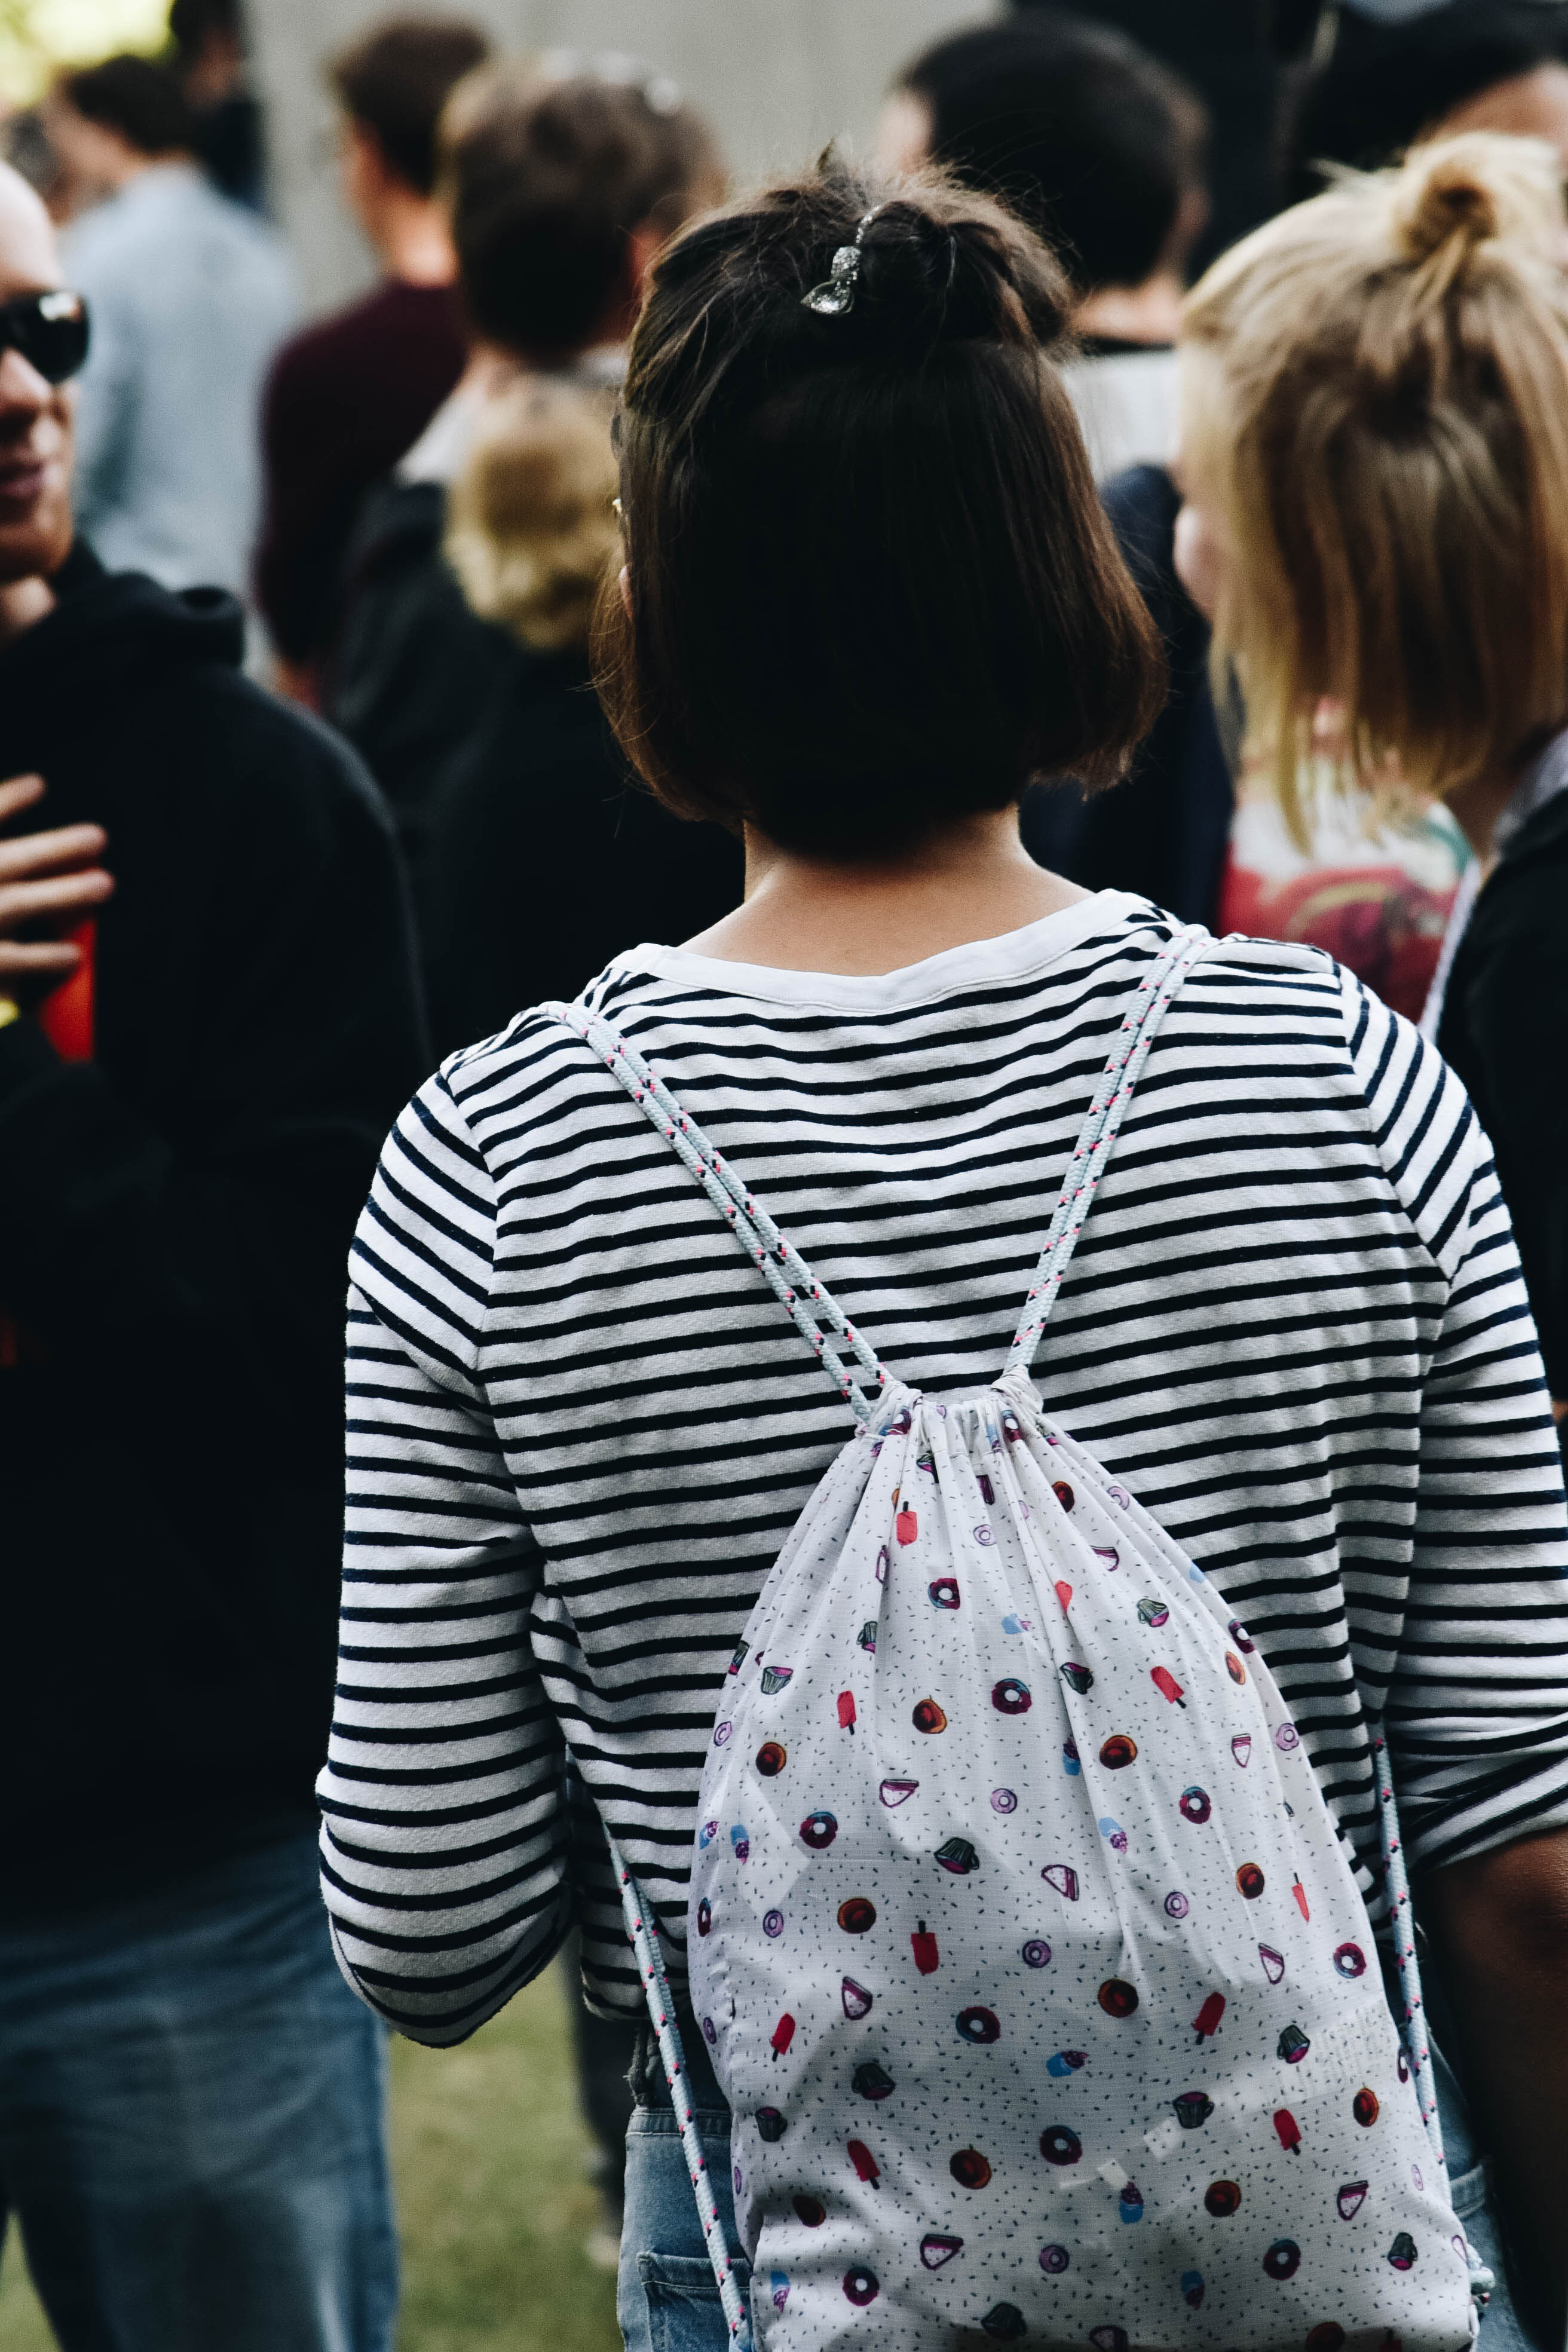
xmin=446 ymin=375 xmax=619 ymax=654
xmin=1389 ymin=130 xmax=1566 ymax=275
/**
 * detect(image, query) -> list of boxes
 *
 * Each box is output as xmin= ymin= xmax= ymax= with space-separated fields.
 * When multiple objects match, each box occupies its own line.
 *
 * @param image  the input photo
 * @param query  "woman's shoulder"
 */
xmin=1191 ymin=930 xmax=1487 ymax=1279
xmin=434 ymin=1000 xmax=604 ymax=1124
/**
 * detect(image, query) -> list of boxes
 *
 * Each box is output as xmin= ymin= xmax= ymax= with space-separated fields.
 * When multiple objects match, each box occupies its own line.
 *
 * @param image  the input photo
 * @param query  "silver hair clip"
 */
xmin=801 ymin=208 xmax=881 ymax=317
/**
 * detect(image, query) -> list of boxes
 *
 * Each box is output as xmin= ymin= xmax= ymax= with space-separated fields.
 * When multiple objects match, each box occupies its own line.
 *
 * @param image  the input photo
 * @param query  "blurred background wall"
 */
xmin=249 ymin=0 xmax=1001 ymax=309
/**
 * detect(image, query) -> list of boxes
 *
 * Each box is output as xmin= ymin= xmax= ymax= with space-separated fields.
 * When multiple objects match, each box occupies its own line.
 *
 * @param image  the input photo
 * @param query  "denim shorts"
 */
xmin=616 ymin=2017 xmax=1538 ymax=2352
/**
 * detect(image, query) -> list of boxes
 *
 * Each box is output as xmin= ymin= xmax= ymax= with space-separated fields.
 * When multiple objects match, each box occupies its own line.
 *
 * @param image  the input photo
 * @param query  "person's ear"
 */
xmin=874 ymin=87 xmax=933 ymax=177
xmin=626 ymin=220 xmax=663 ymax=301
xmin=1172 ymin=496 xmax=1224 ymax=625
xmin=1166 ymin=183 xmax=1211 ymax=278
xmin=341 ymin=121 xmax=393 ymax=213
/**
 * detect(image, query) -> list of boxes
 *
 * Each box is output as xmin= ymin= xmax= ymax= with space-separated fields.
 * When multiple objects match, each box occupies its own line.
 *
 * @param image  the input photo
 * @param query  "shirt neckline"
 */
xmin=608 ymin=890 xmax=1153 ymax=1015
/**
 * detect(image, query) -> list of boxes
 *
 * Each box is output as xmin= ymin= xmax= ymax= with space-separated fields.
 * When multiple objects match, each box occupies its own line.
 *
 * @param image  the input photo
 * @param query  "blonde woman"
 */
xmin=1174 ymin=131 xmax=1568 ymax=2344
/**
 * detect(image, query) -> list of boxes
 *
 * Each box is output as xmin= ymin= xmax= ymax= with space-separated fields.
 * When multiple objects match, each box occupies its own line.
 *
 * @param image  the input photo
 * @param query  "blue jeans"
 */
xmin=617 ymin=2026 xmax=1538 ymax=2352
xmin=618 ymin=2100 xmax=748 ymax=2352
xmin=0 ymin=1823 xmax=397 ymax=2352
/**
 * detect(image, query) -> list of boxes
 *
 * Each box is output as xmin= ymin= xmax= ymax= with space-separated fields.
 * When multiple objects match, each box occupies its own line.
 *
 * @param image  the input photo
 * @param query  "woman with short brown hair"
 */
xmin=320 ymin=163 xmax=1568 ymax=2350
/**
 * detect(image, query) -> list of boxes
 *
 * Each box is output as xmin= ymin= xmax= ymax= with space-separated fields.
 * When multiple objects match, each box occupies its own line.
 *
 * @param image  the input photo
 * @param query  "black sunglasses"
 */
xmin=0 ymin=290 xmax=90 ymax=386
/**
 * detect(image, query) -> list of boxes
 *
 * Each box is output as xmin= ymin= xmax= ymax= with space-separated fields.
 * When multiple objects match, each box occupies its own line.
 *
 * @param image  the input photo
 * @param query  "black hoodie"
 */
xmin=1437 ymin=786 xmax=1568 ymax=1401
xmin=0 ymin=544 xmax=429 ymax=1911
xmin=328 ymin=460 xmax=743 ymax=1062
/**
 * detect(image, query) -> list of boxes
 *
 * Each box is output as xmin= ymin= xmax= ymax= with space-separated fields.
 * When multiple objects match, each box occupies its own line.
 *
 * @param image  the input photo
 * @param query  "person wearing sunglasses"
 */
xmin=0 ymin=286 xmax=88 ymax=388
xmin=0 ymin=158 xmax=424 ymax=2350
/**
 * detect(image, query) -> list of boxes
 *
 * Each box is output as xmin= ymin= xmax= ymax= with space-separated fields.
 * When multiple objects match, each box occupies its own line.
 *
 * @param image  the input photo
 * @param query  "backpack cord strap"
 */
xmin=549 ymin=1004 xmax=887 ymax=1424
xmin=1371 ymin=1728 xmax=1494 ymax=2312
xmin=1006 ymin=926 xmax=1211 ymax=1376
xmin=607 ymin=1835 xmax=754 ymax=2348
xmin=1373 ymin=1728 xmax=1444 ymax=2171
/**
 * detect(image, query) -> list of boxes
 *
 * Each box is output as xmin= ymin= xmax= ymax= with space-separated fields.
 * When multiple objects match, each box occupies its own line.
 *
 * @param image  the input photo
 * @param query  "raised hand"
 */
xmin=0 ymin=772 xmax=114 ymax=1003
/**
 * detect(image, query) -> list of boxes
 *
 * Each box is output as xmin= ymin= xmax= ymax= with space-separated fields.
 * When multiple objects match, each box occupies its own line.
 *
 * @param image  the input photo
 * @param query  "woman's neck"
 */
xmin=1073 ymin=272 xmax=1184 ymax=347
xmin=679 ymin=808 xmax=1088 ymax=976
xmin=1447 ymin=761 xmax=1527 ymax=868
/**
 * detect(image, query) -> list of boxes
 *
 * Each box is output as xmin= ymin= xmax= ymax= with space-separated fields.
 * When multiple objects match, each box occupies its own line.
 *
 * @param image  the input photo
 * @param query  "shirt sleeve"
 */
xmin=316 ymin=1070 xmax=572 ymax=2044
xmin=1345 ymin=972 xmax=1568 ymax=1872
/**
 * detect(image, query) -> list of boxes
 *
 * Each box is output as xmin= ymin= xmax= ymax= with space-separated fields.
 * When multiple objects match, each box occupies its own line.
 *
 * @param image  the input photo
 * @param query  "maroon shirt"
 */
xmin=255 ymin=278 xmax=466 ymax=667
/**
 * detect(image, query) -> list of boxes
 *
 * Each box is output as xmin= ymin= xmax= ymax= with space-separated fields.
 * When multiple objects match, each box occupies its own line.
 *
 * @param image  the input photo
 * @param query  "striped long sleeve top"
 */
xmin=318 ymin=895 xmax=1568 ymax=2045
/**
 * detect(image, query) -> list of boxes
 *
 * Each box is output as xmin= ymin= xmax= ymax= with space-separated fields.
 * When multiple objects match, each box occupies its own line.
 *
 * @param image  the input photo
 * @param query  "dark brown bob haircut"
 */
xmin=595 ymin=166 xmax=1165 ymax=855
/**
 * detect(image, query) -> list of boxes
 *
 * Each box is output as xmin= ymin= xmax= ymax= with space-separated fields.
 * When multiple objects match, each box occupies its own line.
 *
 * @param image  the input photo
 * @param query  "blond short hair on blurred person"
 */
xmin=1180 ymin=132 xmax=1568 ymax=841
xmin=444 ymin=373 xmax=617 ymax=650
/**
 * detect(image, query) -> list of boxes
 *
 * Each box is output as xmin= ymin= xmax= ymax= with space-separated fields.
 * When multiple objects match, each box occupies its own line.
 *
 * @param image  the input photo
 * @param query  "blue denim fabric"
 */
xmin=617 ymin=2025 xmax=1538 ymax=2352
xmin=0 ymin=1824 xmax=397 ymax=2352
xmin=618 ymin=2102 xmax=749 ymax=2352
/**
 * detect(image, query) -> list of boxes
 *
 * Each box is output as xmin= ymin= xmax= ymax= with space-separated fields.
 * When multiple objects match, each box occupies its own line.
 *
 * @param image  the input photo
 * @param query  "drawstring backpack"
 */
xmin=553 ymin=927 xmax=1491 ymax=2351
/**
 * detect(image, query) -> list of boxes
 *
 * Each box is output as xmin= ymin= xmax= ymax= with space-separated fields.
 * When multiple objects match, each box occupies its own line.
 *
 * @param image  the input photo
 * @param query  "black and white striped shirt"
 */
xmin=319 ymin=895 xmax=1568 ymax=2045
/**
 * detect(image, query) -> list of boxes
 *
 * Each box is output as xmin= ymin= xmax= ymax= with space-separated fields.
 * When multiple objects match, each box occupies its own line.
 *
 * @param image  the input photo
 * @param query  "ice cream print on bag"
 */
xmin=554 ymin=930 xmax=1478 ymax=2351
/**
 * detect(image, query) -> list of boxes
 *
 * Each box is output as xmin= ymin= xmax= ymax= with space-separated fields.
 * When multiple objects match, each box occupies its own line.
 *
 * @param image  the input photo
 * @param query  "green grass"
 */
xmin=0 ymin=1961 xmax=621 ymax=2352
xmin=0 ymin=2222 xmax=51 ymax=2352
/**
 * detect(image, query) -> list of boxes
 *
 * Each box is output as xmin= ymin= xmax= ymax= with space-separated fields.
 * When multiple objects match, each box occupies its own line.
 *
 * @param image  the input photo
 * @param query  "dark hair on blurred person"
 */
xmin=58 ymin=54 xmax=195 ymax=155
xmin=329 ymin=15 xmax=490 ymax=197
xmin=1287 ymin=0 xmax=1568 ymax=198
xmin=167 ymin=0 xmax=243 ymax=63
xmin=595 ymin=166 xmax=1165 ymax=855
xmin=439 ymin=65 xmax=723 ymax=360
xmin=895 ymin=13 xmax=1207 ymax=295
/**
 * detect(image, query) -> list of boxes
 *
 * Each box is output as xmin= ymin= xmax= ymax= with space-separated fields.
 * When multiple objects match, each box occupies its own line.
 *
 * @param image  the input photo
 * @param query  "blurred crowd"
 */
xmin=1 ymin=1 xmax=1567 ymax=2347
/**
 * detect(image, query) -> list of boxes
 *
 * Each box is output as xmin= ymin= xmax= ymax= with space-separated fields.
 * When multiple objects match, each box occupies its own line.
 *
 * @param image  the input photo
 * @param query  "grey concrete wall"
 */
xmin=249 ymin=0 xmax=999 ymax=314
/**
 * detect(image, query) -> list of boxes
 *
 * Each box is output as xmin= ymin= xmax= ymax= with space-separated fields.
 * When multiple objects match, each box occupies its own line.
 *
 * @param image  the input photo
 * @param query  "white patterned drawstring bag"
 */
xmin=552 ymin=927 xmax=1490 ymax=2351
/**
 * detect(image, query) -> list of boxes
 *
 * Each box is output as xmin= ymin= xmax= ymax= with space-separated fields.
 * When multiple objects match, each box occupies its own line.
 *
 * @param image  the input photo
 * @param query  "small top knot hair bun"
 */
xmin=801 ymin=202 xmax=960 ymax=319
xmin=1389 ymin=130 xmax=1567 ymax=278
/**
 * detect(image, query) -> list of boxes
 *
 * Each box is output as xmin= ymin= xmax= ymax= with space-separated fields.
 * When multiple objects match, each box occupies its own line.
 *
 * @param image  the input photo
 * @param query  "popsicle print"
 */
xmin=1193 ymin=1992 xmax=1226 ymax=2042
